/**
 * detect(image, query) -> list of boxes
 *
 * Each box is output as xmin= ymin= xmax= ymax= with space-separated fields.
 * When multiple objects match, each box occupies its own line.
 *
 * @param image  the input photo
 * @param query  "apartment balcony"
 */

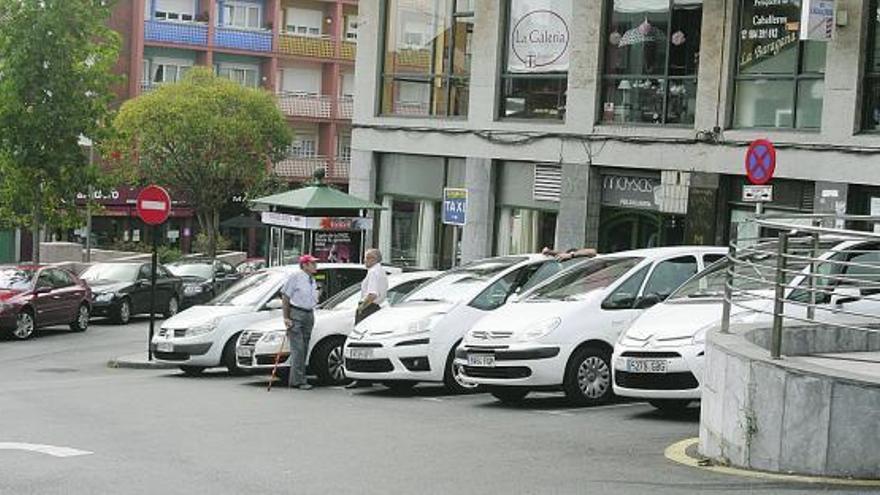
xmin=214 ymin=26 xmax=272 ymax=53
xmin=278 ymin=33 xmax=335 ymax=59
xmin=144 ymin=20 xmax=208 ymax=47
xmin=340 ymin=40 xmax=356 ymax=61
xmin=276 ymin=93 xmax=354 ymax=120
xmin=140 ymin=81 xmax=157 ymax=94
xmin=275 ymin=155 xmax=349 ymax=182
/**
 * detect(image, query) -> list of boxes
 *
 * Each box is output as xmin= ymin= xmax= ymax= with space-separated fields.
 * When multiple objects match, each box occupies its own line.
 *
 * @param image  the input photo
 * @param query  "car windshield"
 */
xmin=526 ymin=257 xmax=643 ymax=302
xmin=81 ymin=264 xmax=139 ymax=283
xmin=167 ymin=263 xmax=213 ymax=279
xmin=320 ymin=284 xmax=361 ymax=310
xmin=671 ymin=256 xmax=773 ymax=300
xmin=0 ymin=268 xmax=34 ymax=290
xmin=211 ymin=271 xmax=284 ymax=307
xmin=402 ymin=257 xmax=528 ymax=304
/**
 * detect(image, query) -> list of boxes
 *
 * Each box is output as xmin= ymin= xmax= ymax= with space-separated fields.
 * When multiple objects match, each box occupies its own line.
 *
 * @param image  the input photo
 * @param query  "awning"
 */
xmin=250 ymin=184 xmax=384 ymax=212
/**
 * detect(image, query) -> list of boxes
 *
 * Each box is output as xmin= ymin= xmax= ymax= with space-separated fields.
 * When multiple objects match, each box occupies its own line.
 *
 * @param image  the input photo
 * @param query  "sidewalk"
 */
xmin=107 ymin=353 xmax=177 ymax=370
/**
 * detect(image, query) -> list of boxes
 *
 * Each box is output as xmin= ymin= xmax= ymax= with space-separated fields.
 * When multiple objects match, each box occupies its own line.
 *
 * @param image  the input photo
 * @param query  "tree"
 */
xmin=109 ymin=67 xmax=291 ymax=258
xmin=0 ymin=0 xmax=121 ymax=263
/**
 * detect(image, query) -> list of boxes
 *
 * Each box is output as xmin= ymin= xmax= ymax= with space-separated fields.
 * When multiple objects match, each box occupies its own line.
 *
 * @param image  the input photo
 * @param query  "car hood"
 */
xmin=0 ymin=289 xmax=26 ymax=302
xmin=354 ymin=300 xmax=455 ymax=337
xmin=624 ymin=296 xmax=771 ymax=341
xmin=467 ymin=300 xmax=580 ymax=339
xmin=162 ymin=304 xmax=255 ymax=328
xmin=86 ymin=280 xmax=132 ymax=293
xmin=179 ymin=275 xmax=208 ymax=285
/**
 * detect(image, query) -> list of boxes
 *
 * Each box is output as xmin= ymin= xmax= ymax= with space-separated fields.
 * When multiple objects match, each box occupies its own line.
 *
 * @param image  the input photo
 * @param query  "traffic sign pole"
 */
xmin=136 ymin=185 xmax=172 ymax=362
xmin=149 ymin=226 xmax=158 ymax=361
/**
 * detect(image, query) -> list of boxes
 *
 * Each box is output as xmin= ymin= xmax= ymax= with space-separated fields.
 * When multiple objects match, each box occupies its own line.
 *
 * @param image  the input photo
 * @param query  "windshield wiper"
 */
xmin=407 ymin=297 xmax=445 ymax=302
xmin=686 ymin=292 xmax=723 ymax=299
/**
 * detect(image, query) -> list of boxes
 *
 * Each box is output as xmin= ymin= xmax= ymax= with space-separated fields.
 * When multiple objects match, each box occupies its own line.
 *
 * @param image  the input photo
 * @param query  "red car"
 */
xmin=0 ymin=265 xmax=93 ymax=340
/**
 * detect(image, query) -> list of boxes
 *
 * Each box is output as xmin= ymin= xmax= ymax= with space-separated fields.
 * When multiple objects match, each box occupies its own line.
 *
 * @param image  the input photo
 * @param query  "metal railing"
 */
xmin=275 ymin=93 xmax=353 ymax=120
xmin=720 ymin=214 xmax=880 ymax=359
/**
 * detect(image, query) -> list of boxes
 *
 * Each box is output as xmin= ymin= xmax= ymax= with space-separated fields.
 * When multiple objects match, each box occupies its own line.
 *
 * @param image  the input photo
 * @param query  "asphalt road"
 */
xmin=0 ymin=320 xmax=869 ymax=495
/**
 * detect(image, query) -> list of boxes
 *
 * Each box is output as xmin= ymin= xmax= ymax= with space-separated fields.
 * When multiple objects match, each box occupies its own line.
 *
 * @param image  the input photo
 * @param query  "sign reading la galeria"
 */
xmin=507 ymin=0 xmax=571 ymax=73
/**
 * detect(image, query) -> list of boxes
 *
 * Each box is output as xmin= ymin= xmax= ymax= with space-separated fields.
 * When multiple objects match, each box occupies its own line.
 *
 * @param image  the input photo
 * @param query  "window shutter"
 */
xmin=533 ymin=164 xmax=562 ymax=202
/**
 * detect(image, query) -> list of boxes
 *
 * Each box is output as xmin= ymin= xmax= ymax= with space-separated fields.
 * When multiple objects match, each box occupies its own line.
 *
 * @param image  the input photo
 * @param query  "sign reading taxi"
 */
xmin=442 ymin=188 xmax=468 ymax=226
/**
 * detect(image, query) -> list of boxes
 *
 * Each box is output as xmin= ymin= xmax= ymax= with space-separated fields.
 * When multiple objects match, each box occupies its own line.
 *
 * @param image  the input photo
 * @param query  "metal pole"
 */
xmin=84 ymin=146 xmax=95 ymax=263
xmin=770 ymin=231 xmax=789 ymax=360
xmin=451 ymin=226 xmax=459 ymax=268
xmin=148 ymin=225 xmax=159 ymax=361
xmin=720 ymin=224 xmax=737 ymax=334
xmin=807 ymin=221 xmax=820 ymax=321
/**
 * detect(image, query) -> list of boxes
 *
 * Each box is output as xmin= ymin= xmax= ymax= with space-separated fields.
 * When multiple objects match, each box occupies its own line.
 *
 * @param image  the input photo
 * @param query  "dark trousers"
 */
xmin=286 ymin=308 xmax=314 ymax=387
xmin=355 ymin=302 xmax=381 ymax=325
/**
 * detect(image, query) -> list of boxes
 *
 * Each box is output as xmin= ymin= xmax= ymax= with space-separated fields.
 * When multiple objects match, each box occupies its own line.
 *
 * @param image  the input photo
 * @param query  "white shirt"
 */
xmin=361 ymin=263 xmax=388 ymax=306
xmin=281 ymin=270 xmax=319 ymax=310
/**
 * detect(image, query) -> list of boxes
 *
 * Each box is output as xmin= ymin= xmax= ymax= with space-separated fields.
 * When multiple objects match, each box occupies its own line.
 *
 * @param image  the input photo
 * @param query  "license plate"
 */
xmin=236 ymin=347 xmax=253 ymax=359
xmin=157 ymin=341 xmax=173 ymax=353
xmin=349 ymin=348 xmax=374 ymax=359
xmin=624 ymin=358 xmax=668 ymax=373
xmin=467 ymin=354 xmax=495 ymax=367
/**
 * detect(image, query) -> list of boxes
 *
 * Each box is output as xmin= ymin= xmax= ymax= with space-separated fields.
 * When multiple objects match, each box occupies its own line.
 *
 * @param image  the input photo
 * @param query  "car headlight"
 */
xmin=187 ymin=319 xmax=219 ymax=337
xmin=95 ymin=293 xmax=114 ymax=303
xmin=183 ymin=284 xmax=204 ymax=296
xmin=261 ymin=331 xmax=284 ymax=345
xmin=692 ymin=327 xmax=708 ymax=345
xmin=517 ymin=317 xmax=562 ymax=342
xmin=401 ymin=314 xmax=444 ymax=335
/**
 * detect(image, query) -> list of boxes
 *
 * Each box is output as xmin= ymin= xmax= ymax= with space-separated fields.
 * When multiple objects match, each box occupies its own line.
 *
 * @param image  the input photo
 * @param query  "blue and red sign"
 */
xmin=745 ymin=139 xmax=776 ymax=185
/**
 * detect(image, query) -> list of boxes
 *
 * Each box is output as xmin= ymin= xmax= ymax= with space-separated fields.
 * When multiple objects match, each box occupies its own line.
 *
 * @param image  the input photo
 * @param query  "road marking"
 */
xmin=665 ymin=438 xmax=880 ymax=487
xmin=421 ymin=397 xmax=445 ymax=403
xmin=0 ymin=442 xmax=93 ymax=458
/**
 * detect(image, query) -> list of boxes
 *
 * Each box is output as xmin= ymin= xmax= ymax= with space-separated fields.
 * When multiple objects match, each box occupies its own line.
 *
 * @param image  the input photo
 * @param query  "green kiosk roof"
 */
xmin=251 ymin=184 xmax=384 ymax=212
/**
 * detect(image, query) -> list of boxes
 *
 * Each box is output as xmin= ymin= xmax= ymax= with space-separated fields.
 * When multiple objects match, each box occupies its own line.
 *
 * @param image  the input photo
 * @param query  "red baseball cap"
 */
xmin=298 ymin=254 xmax=318 ymax=265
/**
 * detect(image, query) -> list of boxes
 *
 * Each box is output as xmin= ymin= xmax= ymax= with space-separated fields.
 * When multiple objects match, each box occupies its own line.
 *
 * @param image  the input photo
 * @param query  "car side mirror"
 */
xmin=35 ymin=286 xmax=52 ymax=295
xmin=830 ymin=286 xmax=861 ymax=307
xmin=635 ymin=293 xmax=662 ymax=310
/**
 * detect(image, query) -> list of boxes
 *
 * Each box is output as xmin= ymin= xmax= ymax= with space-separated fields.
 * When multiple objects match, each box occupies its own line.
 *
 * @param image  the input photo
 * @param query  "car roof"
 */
xmin=389 ymin=270 xmax=442 ymax=283
xmin=601 ymin=246 xmax=727 ymax=259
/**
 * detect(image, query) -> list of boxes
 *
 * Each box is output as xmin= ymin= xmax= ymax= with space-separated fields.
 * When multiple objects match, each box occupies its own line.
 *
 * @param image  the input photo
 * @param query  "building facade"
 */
xmin=349 ymin=0 xmax=880 ymax=269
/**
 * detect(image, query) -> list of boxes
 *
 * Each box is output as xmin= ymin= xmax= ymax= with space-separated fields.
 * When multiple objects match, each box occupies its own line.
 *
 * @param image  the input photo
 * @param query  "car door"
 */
xmin=50 ymin=269 xmax=83 ymax=324
xmin=32 ymin=270 xmax=62 ymax=326
xmin=600 ymin=264 xmax=652 ymax=336
xmin=131 ymin=264 xmax=153 ymax=314
xmin=215 ymin=261 xmax=240 ymax=293
xmin=155 ymin=265 xmax=176 ymax=308
xmin=321 ymin=268 xmax=367 ymax=303
xmin=802 ymin=243 xmax=880 ymax=325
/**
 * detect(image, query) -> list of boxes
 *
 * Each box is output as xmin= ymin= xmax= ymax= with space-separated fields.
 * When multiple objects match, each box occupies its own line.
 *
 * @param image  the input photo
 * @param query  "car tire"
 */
xmin=164 ymin=296 xmax=179 ymax=318
xmin=222 ymin=335 xmax=246 ymax=376
xmin=649 ymin=399 xmax=692 ymax=414
xmin=489 ymin=387 xmax=530 ymax=404
xmin=382 ymin=381 xmax=416 ymax=394
xmin=10 ymin=309 xmax=36 ymax=340
xmin=113 ymin=299 xmax=132 ymax=325
xmin=69 ymin=304 xmax=90 ymax=332
xmin=443 ymin=345 xmax=480 ymax=394
xmin=311 ymin=337 xmax=349 ymax=386
xmin=179 ymin=365 xmax=205 ymax=376
xmin=563 ymin=346 xmax=613 ymax=407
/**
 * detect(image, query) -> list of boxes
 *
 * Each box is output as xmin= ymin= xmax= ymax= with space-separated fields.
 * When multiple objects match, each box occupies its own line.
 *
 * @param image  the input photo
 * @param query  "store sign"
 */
xmin=442 ymin=188 xmax=468 ymax=226
xmin=507 ymin=0 xmax=571 ymax=73
xmin=738 ymin=0 xmax=802 ymax=71
xmin=601 ymin=174 xmax=661 ymax=211
xmin=313 ymin=231 xmax=361 ymax=263
xmin=800 ymin=0 xmax=834 ymax=41
xmin=260 ymin=211 xmax=373 ymax=231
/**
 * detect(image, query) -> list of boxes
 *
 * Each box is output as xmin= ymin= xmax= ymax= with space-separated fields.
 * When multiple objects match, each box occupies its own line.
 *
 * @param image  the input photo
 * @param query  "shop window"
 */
xmin=863 ymin=2 xmax=880 ymax=131
xmin=380 ymin=0 xmax=474 ymax=116
xmin=390 ymin=199 xmax=421 ymax=266
xmin=500 ymin=0 xmax=571 ymax=120
xmin=221 ymin=1 xmax=262 ymax=30
xmin=600 ymin=0 xmax=702 ymax=125
xmin=732 ymin=0 xmax=826 ymax=130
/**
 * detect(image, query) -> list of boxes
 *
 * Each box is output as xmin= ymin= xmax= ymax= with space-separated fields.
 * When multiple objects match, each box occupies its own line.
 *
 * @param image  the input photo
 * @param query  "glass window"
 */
xmin=380 ymin=0 xmax=474 ymax=116
xmin=500 ymin=0 xmax=571 ymax=120
xmin=642 ymin=256 xmax=698 ymax=299
xmin=390 ymin=199 xmax=421 ymax=267
xmin=863 ymin=2 xmax=880 ymax=130
xmin=602 ymin=264 xmax=650 ymax=309
xmin=405 ymin=257 xmax=528 ymax=303
xmin=81 ymin=264 xmax=140 ymax=283
xmin=600 ymin=0 xmax=702 ymax=125
xmin=527 ymin=257 xmax=644 ymax=301
xmin=221 ymin=1 xmax=262 ymax=29
xmin=387 ymin=278 xmax=429 ymax=305
xmin=470 ymin=267 xmax=525 ymax=311
xmin=50 ymin=270 xmax=75 ymax=289
xmin=732 ymin=0 xmax=826 ymax=129
xmin=218 ymin=66 xmax=259 ymax=88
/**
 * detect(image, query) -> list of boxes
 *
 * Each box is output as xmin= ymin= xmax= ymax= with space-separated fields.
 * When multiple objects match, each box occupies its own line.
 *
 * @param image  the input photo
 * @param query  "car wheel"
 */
xmin=489 ymin=387 xmax=530 ymax=404
xmin=311 ymin=337 xmax=349 ymax=386
xmin=222 ymin=335 xmax=246 ymax=376
xmin=649 ymin=399 xmax=692 ymax=414
xmin=164 ymin=296 xmax=179 ymax=318
xmin=179 ymin=365 xmax=205 ymax=376
xmin=69 ymin=304 xmax=90 ymax=332
xmin=113 ymin=299 xmax=132 ymax=325
xmin=382 ymin=381 xmax=416 ymax=394
xmin=10 ymin=310 xmax=36 ymax=340
xmin=443 ymin=346 xmax=480 ymax=394
xmin=563 ymin=346 xmax=613 ymax=407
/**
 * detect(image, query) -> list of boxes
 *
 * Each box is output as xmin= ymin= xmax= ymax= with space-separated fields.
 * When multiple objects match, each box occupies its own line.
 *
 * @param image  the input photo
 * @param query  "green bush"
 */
xmin=157 ymin=246 xmax=182 ymax=264
xmin=193 ymin=232 xmax=231 ymax=256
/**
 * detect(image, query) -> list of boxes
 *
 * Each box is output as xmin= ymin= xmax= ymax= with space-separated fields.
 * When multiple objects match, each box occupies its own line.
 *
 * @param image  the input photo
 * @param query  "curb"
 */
xmin=665 ymin=438 xmax=880 ymax=487
xmin=107 ymin=354 xmax=177 ymax=370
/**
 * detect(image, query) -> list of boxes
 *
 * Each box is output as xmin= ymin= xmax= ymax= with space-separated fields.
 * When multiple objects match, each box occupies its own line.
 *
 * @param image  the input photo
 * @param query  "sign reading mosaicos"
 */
xmin=507 ymin=0 xmax=572 ymax=73
xmin=738 ymin=0 xmax=802 ymax=71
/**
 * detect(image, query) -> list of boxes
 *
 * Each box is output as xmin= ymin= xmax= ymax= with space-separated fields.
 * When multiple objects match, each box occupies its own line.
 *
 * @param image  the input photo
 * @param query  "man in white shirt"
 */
xmin=346 ymin=248 xmax=387 ymax=389
xmin=281 ymin=254 xmax=320 ymax=390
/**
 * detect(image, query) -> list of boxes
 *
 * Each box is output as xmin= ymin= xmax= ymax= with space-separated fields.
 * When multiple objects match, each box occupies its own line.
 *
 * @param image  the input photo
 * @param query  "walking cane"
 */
xmin=267 ymin=332 xmax=288 ymax=392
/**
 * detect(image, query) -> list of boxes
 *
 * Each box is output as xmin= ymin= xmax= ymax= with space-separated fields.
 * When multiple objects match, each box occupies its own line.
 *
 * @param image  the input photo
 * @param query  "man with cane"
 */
xmin=345 ymin=248 xmax=388 ymax=389
xmin=281 ymin=254 xmax=320 ymax=390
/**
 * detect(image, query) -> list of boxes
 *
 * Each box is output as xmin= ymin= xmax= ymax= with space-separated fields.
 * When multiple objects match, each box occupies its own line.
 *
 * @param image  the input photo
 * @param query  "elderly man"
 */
xmin=345 ymin=248 xmax=388 ymax=389
xmin=281 ymin=254 xmax=320 ymax=390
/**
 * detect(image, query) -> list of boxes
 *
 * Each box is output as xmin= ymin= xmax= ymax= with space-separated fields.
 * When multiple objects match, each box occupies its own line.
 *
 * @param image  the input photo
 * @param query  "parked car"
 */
xmin=612 ymin=239 xmax=880 ymax=412
xmin=456 ymin=247 xmax=726 ymax=406
xmin=236 ymin=271 xmax=440 ymax=385
xmin=343 ymin=254 xmax=582 ymax=393
xmin=0 ymin=265 xmax=93 ymax=340
xmin=236 ymin=258 xmax=267 ymax=275
xmin=81 ymin=262 xmax=183 ymax=324
xmin=166 ymin=259 xmax=242 ymax=309
xmin=152 ymin=263 xmax=384 ymax=375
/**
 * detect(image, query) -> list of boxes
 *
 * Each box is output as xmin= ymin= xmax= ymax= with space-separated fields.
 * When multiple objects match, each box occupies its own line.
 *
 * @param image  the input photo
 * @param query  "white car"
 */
xmin=235 ymin=271 xmax=440 ymax=385
xmin=613 ymin=239 xmax=880 ymax=412
xmin=456 ymin=247 xmax=726 ymax=406
xmin=343 ymin=254 xmax=580 ymax=393
xmin=151 ymin=263 xmax=379 ymax=375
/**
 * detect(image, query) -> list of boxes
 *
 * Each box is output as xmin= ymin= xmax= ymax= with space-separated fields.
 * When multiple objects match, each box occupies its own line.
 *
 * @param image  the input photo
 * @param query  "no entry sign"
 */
xmin=136 ymin=185 xmax=171 ymax=225
xmin=745 ymin=139 xmax=776 ymax=185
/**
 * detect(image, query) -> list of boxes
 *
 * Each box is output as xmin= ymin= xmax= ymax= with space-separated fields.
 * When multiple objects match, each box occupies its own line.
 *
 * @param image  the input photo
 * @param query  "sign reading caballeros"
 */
xmin=738 ymin=0 xmax=803 ymax=71
xmin=507 ymin=0 xmax=571 ymax=73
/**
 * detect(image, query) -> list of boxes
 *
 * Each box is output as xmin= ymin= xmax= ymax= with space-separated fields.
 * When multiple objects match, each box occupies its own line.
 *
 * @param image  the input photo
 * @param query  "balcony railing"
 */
xmin=275 ymin=155 xmax=349 ymax=182
xmin=340 ymin=40 xmax=356 ymax=61
xmin=144 ymin=20 xmax=208 ymax=46
xmin=337 ymin=96 xmax=354 ymax=119
xmin=278 ymin=32 xmax=335 ymax=59
xmin=214 ymin=25 xmax=272 ymax=52
xmin=276 ymin=94 xmax=355 ymax=120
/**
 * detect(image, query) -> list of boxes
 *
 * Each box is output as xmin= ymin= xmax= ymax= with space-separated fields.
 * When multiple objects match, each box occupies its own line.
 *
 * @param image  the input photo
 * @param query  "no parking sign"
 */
xmin=745 ymin=139 xmax=776 ymax=185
